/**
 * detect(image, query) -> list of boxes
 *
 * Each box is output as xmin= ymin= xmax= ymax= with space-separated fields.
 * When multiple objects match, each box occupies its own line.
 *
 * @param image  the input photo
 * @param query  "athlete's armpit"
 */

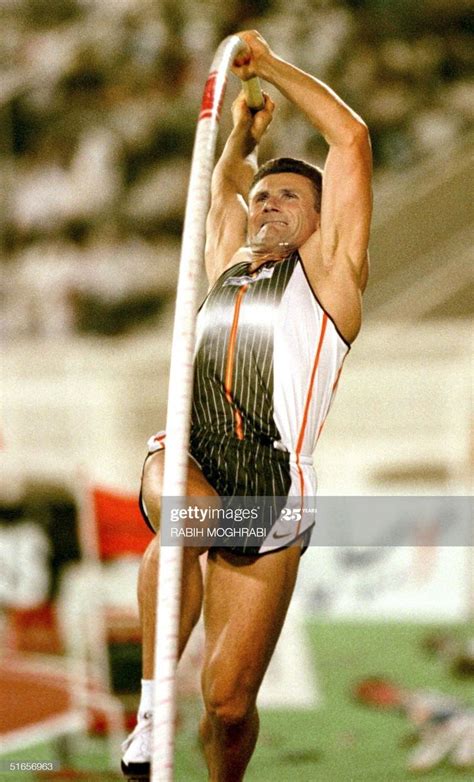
xmin=205 ymin=187 xmax=248 ymax=285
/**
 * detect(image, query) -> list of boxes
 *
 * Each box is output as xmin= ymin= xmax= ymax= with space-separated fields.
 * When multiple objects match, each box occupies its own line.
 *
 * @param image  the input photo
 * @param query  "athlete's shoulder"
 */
xmin=207 ymin=247 xmax=251 ymax=288
xmin=222 ymin=246 xmax=251 ymax=273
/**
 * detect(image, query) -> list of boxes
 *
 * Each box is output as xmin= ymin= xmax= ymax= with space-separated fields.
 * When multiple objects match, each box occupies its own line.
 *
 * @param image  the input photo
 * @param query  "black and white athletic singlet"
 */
xmin=147 ymin=251 xmax=349 ymax=553
xmin=149 ymin=250 xmax=349 ymax=554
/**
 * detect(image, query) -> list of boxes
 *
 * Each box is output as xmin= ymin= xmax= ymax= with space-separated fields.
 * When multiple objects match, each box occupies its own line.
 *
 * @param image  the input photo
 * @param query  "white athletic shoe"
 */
xmin=121 ymin=711 xmax=152 ymax=780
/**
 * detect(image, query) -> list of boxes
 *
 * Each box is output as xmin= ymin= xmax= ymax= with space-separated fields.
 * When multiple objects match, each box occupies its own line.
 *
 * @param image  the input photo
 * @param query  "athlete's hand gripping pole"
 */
xmin=151 ymin=36 xmax=264 ymax=782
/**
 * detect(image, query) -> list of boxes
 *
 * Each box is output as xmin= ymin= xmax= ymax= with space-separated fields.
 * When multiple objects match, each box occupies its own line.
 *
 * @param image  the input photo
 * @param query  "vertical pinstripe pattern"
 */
xmin=143 ymin=253 xmax=350 ymax=553
xmin=181 ymin=250 xmax=350 ymax=553
xmin=191 ymin=254 xmax=297 ymax=447
xmin=189 ymin=255 xmax=298 ymax=550
xmin=223 ymin=283 xmax=248 ymax=439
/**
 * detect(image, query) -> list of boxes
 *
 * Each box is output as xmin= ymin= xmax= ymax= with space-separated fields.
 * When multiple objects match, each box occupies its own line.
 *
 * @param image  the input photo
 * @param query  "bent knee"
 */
xmin=204 ymin=685 xmax=256 ymax=727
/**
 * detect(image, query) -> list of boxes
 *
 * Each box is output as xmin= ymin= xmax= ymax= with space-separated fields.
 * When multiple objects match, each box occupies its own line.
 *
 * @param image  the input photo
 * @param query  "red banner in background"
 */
xmin=92 ymin=487 xmax=151 ymax=559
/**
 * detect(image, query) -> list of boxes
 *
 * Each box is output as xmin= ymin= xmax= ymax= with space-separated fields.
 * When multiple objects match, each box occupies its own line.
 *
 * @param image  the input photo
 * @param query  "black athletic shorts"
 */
xmin=139 ymin=430 xmax=314 ymax=556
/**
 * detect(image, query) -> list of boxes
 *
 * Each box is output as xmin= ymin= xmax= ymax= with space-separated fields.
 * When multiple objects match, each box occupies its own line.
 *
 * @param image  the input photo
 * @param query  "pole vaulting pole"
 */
xmin=152 ymin=36 xmax=263 ymax=782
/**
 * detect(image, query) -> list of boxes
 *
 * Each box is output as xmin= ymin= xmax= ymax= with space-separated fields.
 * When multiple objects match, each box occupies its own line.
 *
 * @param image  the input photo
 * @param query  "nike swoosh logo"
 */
xmin=272 ymin=531 xmax=292 ymax=539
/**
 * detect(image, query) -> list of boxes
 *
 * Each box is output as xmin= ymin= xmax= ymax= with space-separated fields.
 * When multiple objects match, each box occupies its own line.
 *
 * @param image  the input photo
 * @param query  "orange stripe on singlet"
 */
xmin=224 ymin=284 xmax=248 ymax=440
xmin=316 ymin=355 xmax=347 ymax=442
xmin=294 ymin=314 xmax=328 ymax=526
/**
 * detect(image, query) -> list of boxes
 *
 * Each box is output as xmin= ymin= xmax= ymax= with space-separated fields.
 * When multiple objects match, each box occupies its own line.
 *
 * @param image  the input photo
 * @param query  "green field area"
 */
xmin=2 ymin=620 xmax=472 ymax=781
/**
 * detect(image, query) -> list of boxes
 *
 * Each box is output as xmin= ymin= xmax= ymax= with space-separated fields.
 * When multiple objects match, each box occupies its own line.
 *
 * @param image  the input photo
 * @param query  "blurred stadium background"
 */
xmin=0 ymin=0 xmax=472 ymax=779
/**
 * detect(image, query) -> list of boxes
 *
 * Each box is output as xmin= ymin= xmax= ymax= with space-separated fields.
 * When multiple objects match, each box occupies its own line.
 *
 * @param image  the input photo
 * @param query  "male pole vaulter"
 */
xmin=122 ymin=28 xmax=372 ymax=781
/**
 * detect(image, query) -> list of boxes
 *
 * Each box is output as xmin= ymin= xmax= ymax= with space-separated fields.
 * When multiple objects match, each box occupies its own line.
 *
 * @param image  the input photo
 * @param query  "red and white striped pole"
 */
xmin=151 ymin=36 xmax=263 ymax=781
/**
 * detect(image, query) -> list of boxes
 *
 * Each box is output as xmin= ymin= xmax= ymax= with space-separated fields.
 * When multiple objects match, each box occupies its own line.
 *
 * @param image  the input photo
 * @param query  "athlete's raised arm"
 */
xmin=232 ymin=30 xmax=372 ymax=292
xmin=204 ymin=90 xmax=274 ymax=285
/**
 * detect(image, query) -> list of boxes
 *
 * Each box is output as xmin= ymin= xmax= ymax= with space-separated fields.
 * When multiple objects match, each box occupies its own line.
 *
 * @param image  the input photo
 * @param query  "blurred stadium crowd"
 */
xmin=1 ymin=0 xmax=472 ymax=338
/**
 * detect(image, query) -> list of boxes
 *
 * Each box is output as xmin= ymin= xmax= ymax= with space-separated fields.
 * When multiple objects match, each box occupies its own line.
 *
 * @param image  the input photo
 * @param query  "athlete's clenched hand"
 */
xmin=231 ymin=90 xmax=275 ymax=145
xmin=232 ymin=30 xmax=274 ymax=82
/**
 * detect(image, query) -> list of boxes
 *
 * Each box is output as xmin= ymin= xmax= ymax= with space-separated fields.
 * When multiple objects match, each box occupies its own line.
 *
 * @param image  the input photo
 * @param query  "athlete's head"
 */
xmin=251 ymin=158 xmax=322 ymax=211
xmin=247 ymin=158 xmax=322 ymax=254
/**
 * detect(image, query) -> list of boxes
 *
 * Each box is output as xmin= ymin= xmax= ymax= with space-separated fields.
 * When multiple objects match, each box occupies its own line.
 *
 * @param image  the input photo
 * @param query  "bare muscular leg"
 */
xmin=135 ymin=450 xmax=302 ymax=781
xmin=199 ymin=545 xmax=302 ymax=782
xmin=139 ymin=450 xmax=217 ymax=678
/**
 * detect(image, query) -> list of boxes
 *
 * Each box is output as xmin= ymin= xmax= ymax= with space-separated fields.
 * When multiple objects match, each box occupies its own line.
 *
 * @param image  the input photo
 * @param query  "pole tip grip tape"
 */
xmin=241 ymin=77 xmax=265 ymax=111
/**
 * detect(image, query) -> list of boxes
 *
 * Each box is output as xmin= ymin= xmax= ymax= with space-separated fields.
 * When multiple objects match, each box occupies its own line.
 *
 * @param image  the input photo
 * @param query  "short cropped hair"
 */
xmin=250 ymin=157 xmax=323 ymax=212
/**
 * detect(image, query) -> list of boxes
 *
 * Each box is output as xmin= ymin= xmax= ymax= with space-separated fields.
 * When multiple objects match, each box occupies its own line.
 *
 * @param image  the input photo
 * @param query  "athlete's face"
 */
xmin=247 ymin=173 xmax=320 ymax=253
